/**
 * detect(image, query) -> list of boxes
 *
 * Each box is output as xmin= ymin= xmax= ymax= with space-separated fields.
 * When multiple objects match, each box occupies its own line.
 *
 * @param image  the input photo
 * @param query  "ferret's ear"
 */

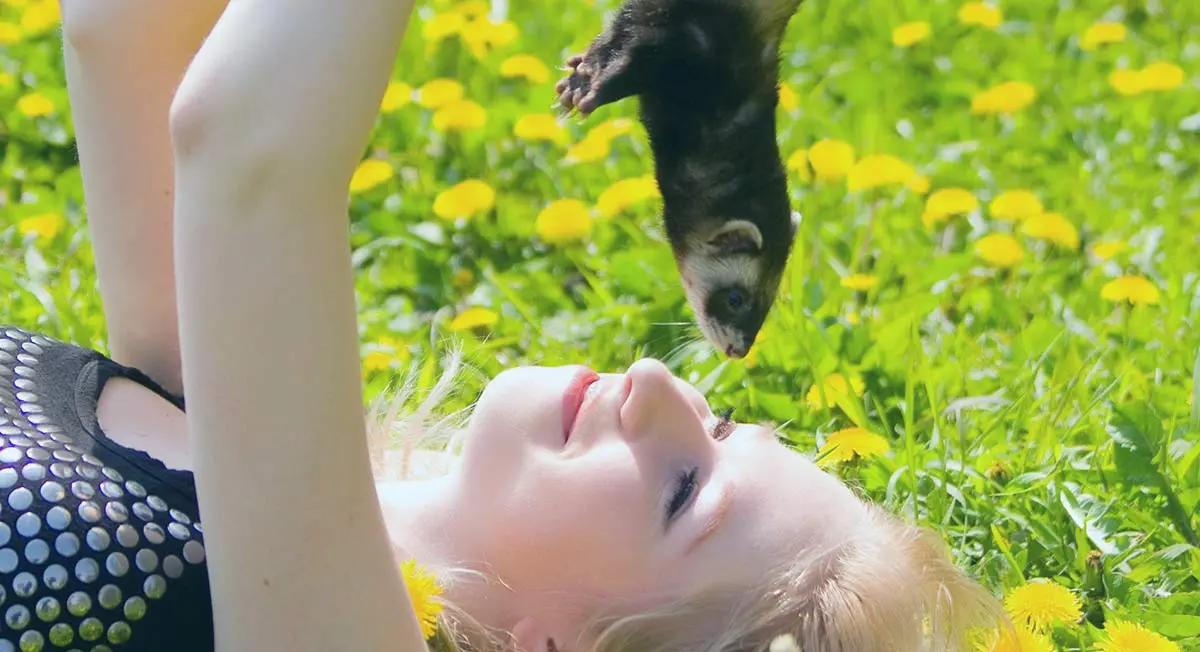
xmin=706 ymin=220 xmax=762 ymax=255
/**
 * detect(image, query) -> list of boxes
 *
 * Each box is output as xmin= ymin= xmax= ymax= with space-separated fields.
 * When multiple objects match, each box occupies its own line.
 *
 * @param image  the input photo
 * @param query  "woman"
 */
xmin=0 ymin=0 xmax=1005 ymax=650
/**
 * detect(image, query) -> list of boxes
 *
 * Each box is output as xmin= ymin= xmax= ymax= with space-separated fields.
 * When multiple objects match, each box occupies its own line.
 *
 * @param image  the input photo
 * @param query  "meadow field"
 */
xmin=2 ymin=0 xmax=1199 ymax=649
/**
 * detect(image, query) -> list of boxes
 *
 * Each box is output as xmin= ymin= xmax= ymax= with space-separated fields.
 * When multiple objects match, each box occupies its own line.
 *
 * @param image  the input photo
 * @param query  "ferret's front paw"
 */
xmin=555 ymin=53 xmax=600 ymax=117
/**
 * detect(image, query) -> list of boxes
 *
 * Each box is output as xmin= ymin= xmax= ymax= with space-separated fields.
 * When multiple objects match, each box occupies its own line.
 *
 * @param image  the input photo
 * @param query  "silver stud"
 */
xmin=15 ymin=391 xmax=37 ymax=403
xmin=143 ymin=523 xmax=165 ymax=545
xmin=37 ymin=423 xmax=62 ymax=435
xmin=113 ymin=525 xmax=137 ymax=550
xmin=97 ymin=584 xmax=122 ymax=610
xmin=29 ymin=335 xmax=53 ymax=347
xmin=106 ymin=621 xmax=131 ymax=645
xmin=23 ymin=539 xmax=49 ymax=565
xmin=0 ymin=523 xmax=9 ymax=546
xmin=13 ymin=366 xmax=34 ymax=378
xmin=4 ymin=330 xmax=27 ymax=340
xmin=104 ymin=502 xmax=128 ymax=523
xmin=0 ymin=426 xmax=17 ymax=436
xmin=105 ymin=552 xmax=129 ymax=578
xmin=101 ymin=467 xmax=123 ymax=483
xmin=26 ymin=414 xmax=48 ymax=425
xmin=75 ymin=464 xmax=98 ymax=481
xmin=51 ymin=449 xmax=77 ymax=463
xmin=6 ymin=603 xmax=30 ymax=629
xmin=0 ymin=467 xmax=16 ymax=488
xmin=49 ymin=462 xmax=73 ymax=479
xmin=0 ymin=640 xmax=9 ymax=652
xmin=78 ymin=616 xmax=103 ymax=641
xmin=24 ymin=447 xmax=49 ymax=461
xmin=0 ymin=548 xmax=16 ymax=573
xmin=35 ymin=596 xmax=60 ymax=622
xmin=15 ymin=512 xmax=41 ymax=538
xmin=71 ymin=481 xmax=95 ymax=500
xmin=15 ymin=354 xmax=37 ymax=367
xmin=146 ymin=495 xmax=167 ymax=512
xmin=86 ymin=527 xmax=110 ymax=552
xmin=78 ymin=501 xmax=101 ymax=523
xmin=162 ymin=555 xmax=184 ymax=579
xmin=143 ymin=574 xmax=167 ymax=600
xmin=67 ymin=591 xmax=92 ymax=617
xmin=48 ymin=623 xmax=74 ymax=647
xmin=125 ymin=481 xmax=146 ymax=498
xmin=19 ymin=403 xmax=44 ymax=414
xmin=18 ymin=630 xmax=43 ymax=652
xmin=8 ymin=487 xmax=33 ymax=510
xmin=0 ymin=339 xmax=15 ymax=351
xmin=12 ymin=571 xmax=37 ymax=597
xmin=167 ymin=522 xmax=190 ymax=541
xmin=0 ymin=447 xmax=24 ymax=464
xmin=42 ymin=564 xmax=68 ymax=591
xmin=20 ymin=342 xmax=43 ymax=356
xmin=55 ymin=532 xmax=80 ymax=557
xmin=9 ymin=436 xmax=33 ymax=448
xmin=183 ymin=540 xmax=206 ymax=565
xmin=169 ymin=509 xmax=192 ymax=525
xmin=0 ymin=583 xmax=5 ymax=606
xmin=40 ymin=480 xmax=65 ymax=503
xmin=123 ymin=596 xmax=147 ymax=621
xmin=12 ymin=379 xmax=34 ymax=391
xmin=131 ymin=547 xmax=158 ymax=574
xmin=75 ymin=557 xmax=100 ymax=583
xmin=93 ymin=646 xmax=114 ymax=652
xmin=80 ymin=453 xmax=101 ymax=466
xmin=99 ymin=481 xmax=122 ymax=500
xmin=132 ymin=503 xmax=153 ymax=521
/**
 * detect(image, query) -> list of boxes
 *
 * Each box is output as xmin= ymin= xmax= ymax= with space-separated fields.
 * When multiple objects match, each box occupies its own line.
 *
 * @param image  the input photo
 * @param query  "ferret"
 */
xmin=556 ymin=0 xmax=805 ymax=358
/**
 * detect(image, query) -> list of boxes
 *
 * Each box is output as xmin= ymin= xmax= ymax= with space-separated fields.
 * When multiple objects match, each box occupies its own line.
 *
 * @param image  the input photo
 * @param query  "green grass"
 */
xmin=3 ymin=0 xmax=1200 ymax=649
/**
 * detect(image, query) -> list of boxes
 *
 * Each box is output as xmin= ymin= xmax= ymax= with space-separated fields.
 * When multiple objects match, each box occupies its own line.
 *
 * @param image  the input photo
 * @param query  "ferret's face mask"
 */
xmin=445 ymin=358 xmax=872 ymax=631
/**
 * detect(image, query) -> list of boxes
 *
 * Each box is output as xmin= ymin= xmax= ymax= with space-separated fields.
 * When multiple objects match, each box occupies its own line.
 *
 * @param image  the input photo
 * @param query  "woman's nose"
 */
xmin=619 ymin=358 xmax=706 ymax=442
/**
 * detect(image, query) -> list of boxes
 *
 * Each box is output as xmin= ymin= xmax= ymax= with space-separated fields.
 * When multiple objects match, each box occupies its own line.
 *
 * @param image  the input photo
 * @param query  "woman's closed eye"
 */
xmin=664 ymin=467 xmax=699 ymax=528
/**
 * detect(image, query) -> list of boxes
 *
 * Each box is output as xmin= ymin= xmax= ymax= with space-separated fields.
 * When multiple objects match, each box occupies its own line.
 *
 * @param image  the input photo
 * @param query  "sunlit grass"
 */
xmin=2 ymin=0 xmax=1199 ymax=648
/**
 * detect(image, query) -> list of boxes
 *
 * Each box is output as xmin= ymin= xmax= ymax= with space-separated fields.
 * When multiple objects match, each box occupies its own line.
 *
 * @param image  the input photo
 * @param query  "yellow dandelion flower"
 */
xmin=1139 ymin=61 xmax=1185 ymax=92
xmin=1096 ymin=620 xmax=1180 ymax=652
xmin=818 ymin=427 xmax=890 ymax=465
xmin=19 ymin=0 xmax=59 ymax=33
xmin=514 ymin=113 xmax=566 ymax=143
xmin=500 ymin=54 xmax=551 ymax=84
xmin=1101 ymin=275 xmax=1160 ymax=305
xmin=432 ymin=99 xmax=487 ymax=131
xmin=363 ymin=337 xmax=410 ymax=374
xmin=846 ymin=154 xmax=916 ymax=192
xmin=906 ymin=174 xmax=931 ymax=194
xmin=451 ymin=268 xmax=475 ymax=289
xmin=1003 ymin=580 xmax=1081 ymax=631
xmin=958 ymin=2 xmax=1002 ymax=29
xmin=974 ymin=233 xmax=1024 ymax=268
xmin=596 ymin=175 xmax=659 ymax=218
xmin=840 ymin=274 xmax=878 ymax=291
xmin=564 ymin=135 xmax=611 ymax=164
xmin=381 ymin=81 xmax=413 ymax=113
xmin=778 ymin=84 xmax=798 ymax=111
xmin=0 ymin=72 xmax=13 ymax=88
xmin=422 ymin=11 xmax=466 ymax=45
xmin=892 ymin=21 xmax=931 ymax=47
xmin=362 ymin=352 xmax=393 ymax=374
xmin=400 ymin=558 xmax=444 ymax=640
xmin=589 ymin=118 xmax=635 ymax=141
xmin=805 ymin=373 xmax=866 ymax=410
xmin=460 ymin=17 xmax=518 ymax=59
xmin=1080 ymin=22 xmax=1127 ymax=51
xmin=1020 ymin=212 xmax=1079 ymax=250
xmin=449 ymin=307 xmax=498 ymax=331
xmin=433 ymin=179 xmax=496 ymax=221
xmin=417 ymin=78 xmax=465 ymax=109
xmin=536 ymin=199 xmax=592 ymax=244
xmin=16 ymin=92 xmax=54 ymax=118
xmin=1091 ymin=240 xmax=1127 ymax=260
xmin=808 ymin=139 xmax=856 ymax=182
xmin=989 ymin=190 xmax=1043 ymax=221
xmin=923 ymin=188 xmax=979 ymax=227
xmin=349 ymin=159 xmax=393 ymax=194
xmin=1108 ymin=69 xmax=1145 ymax=96
xmin=0 ymin=21 xmax=21 ymax=44
xmin=787 ymin=148 xmax=811 ymax=181
xmin=17 ymin=213 xmax=64 ymax=240
xmin=971 ymin=81 xmax=1037 ymax=115
xmin=979 ymin=624 xmax=1054 ymax=652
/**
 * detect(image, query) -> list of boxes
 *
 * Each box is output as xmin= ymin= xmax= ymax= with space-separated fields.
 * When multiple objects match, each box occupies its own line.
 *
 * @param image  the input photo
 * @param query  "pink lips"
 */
xmin=562 ymin=366 xmax=600 ymax=443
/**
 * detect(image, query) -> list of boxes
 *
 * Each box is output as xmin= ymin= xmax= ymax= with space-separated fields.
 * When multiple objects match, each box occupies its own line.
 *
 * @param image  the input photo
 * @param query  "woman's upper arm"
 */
xmin=167 ymin=1 xmax=427 ymax=650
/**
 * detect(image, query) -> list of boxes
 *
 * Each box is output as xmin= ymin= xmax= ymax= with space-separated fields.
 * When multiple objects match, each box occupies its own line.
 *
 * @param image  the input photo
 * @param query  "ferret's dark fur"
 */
xmin=556 ymin=0 xmax=805 ymax=358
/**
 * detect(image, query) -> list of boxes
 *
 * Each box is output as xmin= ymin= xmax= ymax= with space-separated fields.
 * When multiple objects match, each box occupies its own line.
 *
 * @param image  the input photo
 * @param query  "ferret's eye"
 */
xmin=726 ymin=288 xmax=749 ymax=312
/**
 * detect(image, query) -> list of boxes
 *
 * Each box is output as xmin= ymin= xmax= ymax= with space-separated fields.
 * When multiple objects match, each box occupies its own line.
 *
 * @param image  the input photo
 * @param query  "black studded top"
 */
xmin=0 ymin=326 xmax=213 ymax=652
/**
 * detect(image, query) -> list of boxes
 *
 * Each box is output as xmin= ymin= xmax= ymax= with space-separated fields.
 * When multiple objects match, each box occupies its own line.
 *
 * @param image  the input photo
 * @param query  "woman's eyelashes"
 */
xmin=664 ymin=467 xmax=699 ymax=527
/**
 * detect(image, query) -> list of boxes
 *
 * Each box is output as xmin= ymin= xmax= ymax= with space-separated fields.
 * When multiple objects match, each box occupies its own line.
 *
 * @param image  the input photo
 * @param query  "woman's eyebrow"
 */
xmin=686 ymin=480 xmax=735 ymax=555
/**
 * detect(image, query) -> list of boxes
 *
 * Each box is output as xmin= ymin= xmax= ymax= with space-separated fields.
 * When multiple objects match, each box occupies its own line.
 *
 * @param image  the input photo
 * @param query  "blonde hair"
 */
xmin=364 ymin=351 xmax=1007 ymax=652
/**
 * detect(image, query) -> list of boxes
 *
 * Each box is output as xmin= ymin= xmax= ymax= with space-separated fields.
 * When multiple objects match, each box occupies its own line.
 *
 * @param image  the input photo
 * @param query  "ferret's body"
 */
xmin=558 ymin=0 xmax=804 ymax=357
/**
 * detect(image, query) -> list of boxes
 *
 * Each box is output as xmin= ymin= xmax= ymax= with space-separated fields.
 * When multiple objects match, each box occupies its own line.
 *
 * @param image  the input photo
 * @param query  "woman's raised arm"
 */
xmin=168 ymin=1 xmax=425 ymax=650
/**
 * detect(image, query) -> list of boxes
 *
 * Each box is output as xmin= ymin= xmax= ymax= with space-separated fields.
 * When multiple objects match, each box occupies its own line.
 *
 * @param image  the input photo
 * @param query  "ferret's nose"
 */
xmin=725 ymin=344 xmax=748 ymax=358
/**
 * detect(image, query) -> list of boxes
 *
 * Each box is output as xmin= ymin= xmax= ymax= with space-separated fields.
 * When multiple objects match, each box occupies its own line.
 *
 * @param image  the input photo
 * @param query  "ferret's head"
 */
xmin=677 ymin=216 xmax=796 ymax=358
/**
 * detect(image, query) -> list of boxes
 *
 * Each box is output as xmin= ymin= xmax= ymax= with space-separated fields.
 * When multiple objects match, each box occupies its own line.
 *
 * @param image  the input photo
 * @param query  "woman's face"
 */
xmin=449 ymin=358 xmax=869 ymax=640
